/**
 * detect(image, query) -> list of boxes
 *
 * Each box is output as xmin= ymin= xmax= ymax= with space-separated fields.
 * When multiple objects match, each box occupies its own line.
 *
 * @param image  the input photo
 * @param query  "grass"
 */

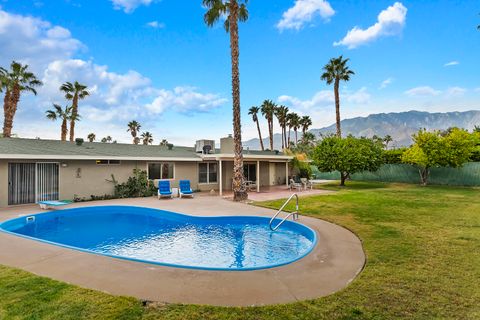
xmin=1 ymin=181 xmax=480 ymax=319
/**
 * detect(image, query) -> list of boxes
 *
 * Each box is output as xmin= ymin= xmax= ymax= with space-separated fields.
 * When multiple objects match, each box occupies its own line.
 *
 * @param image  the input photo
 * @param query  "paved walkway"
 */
xmin=0 ymin=195 xmax=365 ymax=306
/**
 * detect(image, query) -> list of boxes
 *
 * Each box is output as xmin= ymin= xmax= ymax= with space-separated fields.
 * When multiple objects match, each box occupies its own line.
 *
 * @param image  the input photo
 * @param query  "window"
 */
xmin=96 ymin=160 xmax=121 ymax=165
xmin=148 ymin=163 xmax=174 ymax=180
xmin=199 ymin=163 xmax=218 ymax=184
xmin=243 ymin=164 xmax=257 ymax=182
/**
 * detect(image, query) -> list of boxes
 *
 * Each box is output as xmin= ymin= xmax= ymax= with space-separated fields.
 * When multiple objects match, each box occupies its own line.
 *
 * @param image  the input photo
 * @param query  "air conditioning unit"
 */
xmin=195 ymin=140 xmax=215 ymax=154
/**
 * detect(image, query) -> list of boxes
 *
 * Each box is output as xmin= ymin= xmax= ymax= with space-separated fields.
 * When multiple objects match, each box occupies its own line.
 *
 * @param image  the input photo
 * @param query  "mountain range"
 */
xmin=243 ymin=110 xmax=480 ymax=150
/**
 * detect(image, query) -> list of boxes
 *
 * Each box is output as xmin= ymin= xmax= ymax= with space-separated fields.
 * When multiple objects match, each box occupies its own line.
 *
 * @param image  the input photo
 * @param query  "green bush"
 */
xmin=384 ymin=148 xmax=407 ymax=164
xmin=113 ymin=169 xmax=157 ymax=198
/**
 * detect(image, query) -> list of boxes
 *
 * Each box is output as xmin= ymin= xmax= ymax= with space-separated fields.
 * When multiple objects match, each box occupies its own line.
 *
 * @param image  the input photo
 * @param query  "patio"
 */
xmin=0 ymin=194 xmax=364 ymax=306
xmin=221 ymin=183 xmax=334 ymax=201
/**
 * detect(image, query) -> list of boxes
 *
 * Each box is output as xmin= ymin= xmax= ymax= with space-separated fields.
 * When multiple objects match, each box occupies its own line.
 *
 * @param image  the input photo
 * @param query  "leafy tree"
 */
xmin=127 ymin=120 xmax=141 ymax=144
xmin=141 ymin=131 xmax=153 ymax=145
xmin=312 ymin=135 xmax=384 ymax=186
xmin=261 ymin=99 xmax=276 ymax=150
xmin=87 ymin=133 xmax=96 ymax=142
xmin=60 ymin=81 xmax=89 ymax=142
xmin=401 ymin=128 xmax=477 ymax=185
xmin=292 ymin=132 xmax=317 ymax=155
xmin=384 ymin=148 xmax=407 ymax=164
xmin=321 ymin=56 xmax=354 ymax=137
xmin=274 ymin=105 xmax=289 ymax=149
xmin=0 ymin=61 xmax=42 ymax=137
xmin=384 ymin=135 xmax=393 ymax=149
xmin=248 ymin=106 xmax=264 ymax=150
xmin=204 ymin=0 xmax=249 ymax=201
xmin=45 ymin=104 xmax=79 ymax=141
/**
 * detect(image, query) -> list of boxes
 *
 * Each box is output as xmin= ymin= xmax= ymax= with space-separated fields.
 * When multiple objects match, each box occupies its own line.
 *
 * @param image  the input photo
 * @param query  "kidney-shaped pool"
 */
xmin=0 ymin=206 xmax=317 ymax=271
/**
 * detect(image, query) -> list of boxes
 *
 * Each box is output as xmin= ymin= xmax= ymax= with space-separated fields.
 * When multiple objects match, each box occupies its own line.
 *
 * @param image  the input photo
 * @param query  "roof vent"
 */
xmin=203 ymin=145 xmax=212 ymax=154
xmin=75 ymin=138 xmax=84 ymax=146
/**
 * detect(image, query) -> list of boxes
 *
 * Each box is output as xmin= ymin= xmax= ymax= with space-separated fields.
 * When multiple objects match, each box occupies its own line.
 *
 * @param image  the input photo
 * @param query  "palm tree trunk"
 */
xmin=69 ymin=94 xmax=79 ymax=142
xmin=295 ymin=129 xmax=298 ymax=145
xmin=255 ymin=120 xmax=264 ymax=151
xmin=3 ymin=86 xmax=20 ymax=138
xmin=280 ymin=124 xmax=284 ymax=149
xmin=2 ymin=89 xmax=12 ymax=138
xmin=334 ymin=78 xmax=341 ymax=138
xmin=229 ymin=1 xmax=247 ymax=201
xmin=61 ymin=119 xmax=67 ymax=141
xmin=269 ymin=119 xmax=273 ymax=150
xmin=288 ymin=127 xmax=291 ymax=147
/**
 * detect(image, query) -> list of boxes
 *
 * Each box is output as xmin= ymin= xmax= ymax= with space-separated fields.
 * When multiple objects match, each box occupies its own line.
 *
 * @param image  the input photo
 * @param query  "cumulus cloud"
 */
xmin=444 ymin=61 xmax=459 ymax=67
xmin=110 ymin=0 xmax=153 ymax=13
xmin=276 ymin=0 xmax=335 ymax=31
xmin=278 ymin=87 xmax=370 ymax=111
xmin=379 ymin=78 xmax=394 ymax=89
xmin=0 ymin=9 xmax=83 ymax=71
xmin=146 ymin=21 xmax=165 ymax=28
xmin=405 ymin=86 xmax=441 ymax=97
xmin=334 ymin=2 xmax=407 ymax=49
xmin=445 ymin=86 xmax=466 ymax=97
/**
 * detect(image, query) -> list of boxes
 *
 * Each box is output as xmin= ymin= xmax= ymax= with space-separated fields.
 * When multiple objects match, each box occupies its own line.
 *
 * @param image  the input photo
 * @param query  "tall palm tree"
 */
xmin=127 ymin=120 xmax=141 ymax=144
xmin=60 ymin=81 xmax=89 ymax=142
xmin=45 ymin=104 xmax=79 ymax=141
xmin=274 ymin=105 xmax=289 ymax=149
xmin=300 ymin=115 xmax=313 ymax=135
xmin=0 ymin=61 xmax=42 ymax=138
xmin=384 ymin=135 xmax=393 ymax=149
xmin=101 ymin=136 xmax=112 ymax=143
xmin=141 ymin=132 xmax=153 ymax=145
xmin=204 ymin=0 xmax=249 ymax=201
xmin=87 ymin=133 xmax=96 ymax=142
xmin=261 ymin=99 xmax=276 ymax=150
xmin=321 ymin=55 xmax=355 ymax=138
xmin=248 ymin=106 xmax=264 ymax=151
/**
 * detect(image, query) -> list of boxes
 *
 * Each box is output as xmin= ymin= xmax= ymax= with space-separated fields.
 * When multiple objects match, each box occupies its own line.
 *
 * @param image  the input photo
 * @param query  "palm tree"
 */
xmin=127 ymin=120 xmax=141 ymax=144
xmin=261 ymin=100 xmax=276 ymax=150
xmin=60 ymin=81 xmax=89 ymax=142
xmin=204 ymin=0 xmax=249 ymax=201
xmin=0 ymin=61 xmax=42 ymax=138
xmin=321 ymin=56 xmax=355 ymax=138
xmin=274 ymin=105 xmax=289 ymax=149
xmin=287 ymin=112 xmax=300 ymax=145
xmin=101 ymin=136 xmax=112 ymax=143
xmin=160 ymin=139 xmax=169 ymax=146
xmin=384 ymin=135 xmax=393 ymax=149
xmin=248 ymin=106 xmax=264 ymax=151
xmin=300 ymin=115 xmax=313 ymax=135
xmin=87 ymin=133 xmax=96 ymax=142
xmin=45 ymin=104 xmax=78 ymax=141
xmin=141 ymin=132 xmax=153 ymax=145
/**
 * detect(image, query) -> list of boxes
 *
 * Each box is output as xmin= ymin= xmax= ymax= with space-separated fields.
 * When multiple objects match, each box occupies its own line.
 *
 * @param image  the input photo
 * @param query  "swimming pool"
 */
xmin=0 ymin=206 xmax=317 ymax=271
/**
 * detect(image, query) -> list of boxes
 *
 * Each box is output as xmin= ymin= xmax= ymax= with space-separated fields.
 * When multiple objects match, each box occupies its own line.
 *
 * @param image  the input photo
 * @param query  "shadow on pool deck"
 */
xmin=0 ymin=195 xmax=364 ymax=307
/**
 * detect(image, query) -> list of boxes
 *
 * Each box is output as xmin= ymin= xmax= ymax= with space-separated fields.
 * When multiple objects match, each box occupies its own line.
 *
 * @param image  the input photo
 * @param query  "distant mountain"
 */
xmin=243 ymin=110 xmax=480 ymax=150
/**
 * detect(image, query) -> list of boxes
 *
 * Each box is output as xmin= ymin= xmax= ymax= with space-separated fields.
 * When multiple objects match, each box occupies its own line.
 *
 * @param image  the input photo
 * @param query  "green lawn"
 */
xmin=1 ymin=182 xmax=480 ymax=319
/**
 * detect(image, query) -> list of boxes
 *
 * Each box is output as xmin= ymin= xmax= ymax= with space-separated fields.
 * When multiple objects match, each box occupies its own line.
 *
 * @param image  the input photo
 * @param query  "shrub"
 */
xmin=384 ymin=148 xmax=407 ymax=164
xmin=112 ymin=169 xmax=157 ymax=198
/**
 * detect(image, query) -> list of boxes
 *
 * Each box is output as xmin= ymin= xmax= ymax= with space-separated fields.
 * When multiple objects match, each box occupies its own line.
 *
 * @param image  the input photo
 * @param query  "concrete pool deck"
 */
xmin=0 ymin=195 xmax=365 ymax=306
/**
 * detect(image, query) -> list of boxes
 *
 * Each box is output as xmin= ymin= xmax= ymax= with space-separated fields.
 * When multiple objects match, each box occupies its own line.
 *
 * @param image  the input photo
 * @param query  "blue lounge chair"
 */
xmin=158 ymin=180 xmax=173 ymax=199
xmin=179 ymin=180 xmax=194 ymax=198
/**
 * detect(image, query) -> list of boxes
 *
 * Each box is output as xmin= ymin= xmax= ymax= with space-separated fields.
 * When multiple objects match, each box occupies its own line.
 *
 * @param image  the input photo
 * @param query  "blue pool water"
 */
xmin=0 ymin=206 xmax=317 ymax=271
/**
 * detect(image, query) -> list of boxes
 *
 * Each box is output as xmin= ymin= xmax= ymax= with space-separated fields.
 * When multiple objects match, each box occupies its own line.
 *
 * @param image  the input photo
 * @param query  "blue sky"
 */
xmin=0 ymin=0 xmax=479 ymax=145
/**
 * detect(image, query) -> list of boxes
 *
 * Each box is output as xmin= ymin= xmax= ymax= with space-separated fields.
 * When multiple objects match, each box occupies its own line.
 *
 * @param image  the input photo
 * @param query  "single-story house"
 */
xmin=0 ymin=135 xmax=293 ymax=207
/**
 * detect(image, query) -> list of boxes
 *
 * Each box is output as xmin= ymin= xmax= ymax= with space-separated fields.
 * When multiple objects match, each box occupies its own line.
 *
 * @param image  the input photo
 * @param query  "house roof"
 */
xmin=0 ymin=138 xmax=291 ymax=161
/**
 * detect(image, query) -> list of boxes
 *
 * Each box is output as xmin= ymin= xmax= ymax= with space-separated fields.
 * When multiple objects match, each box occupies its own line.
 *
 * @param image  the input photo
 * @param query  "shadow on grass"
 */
xmin=316 ymin=181 xmax=391 ymax=191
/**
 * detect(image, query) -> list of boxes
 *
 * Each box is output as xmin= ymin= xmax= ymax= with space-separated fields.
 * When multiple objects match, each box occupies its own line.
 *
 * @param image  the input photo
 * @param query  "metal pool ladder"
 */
xmin=269 ymin=193 xmax=299 ymax=231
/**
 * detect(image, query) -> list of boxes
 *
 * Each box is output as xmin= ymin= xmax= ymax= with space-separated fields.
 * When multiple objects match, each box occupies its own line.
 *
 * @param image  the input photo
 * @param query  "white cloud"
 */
xmin=346 ymin=87 xmax=371 ymax=104
xmin=276 ymin=0 xmax=335 ymax=31
xmin=334 ymin=2 xmax=407 ymax=49
xmin=111 ymin=0 xmax=153 ymax=13
xmin=405 ymin=86 xmax=441 ymax=97
xmin=445 ymin=86 xmax=466 ymax=97
xmin=0 ymin=9 xmax=83 ymax=71
xmin=146 ymin=21 xmax=165 ymax=28
xmin=379 ymin=77 xmax=394 ymax=89
xmin=444 ymin=61 xmax=459 ymax=67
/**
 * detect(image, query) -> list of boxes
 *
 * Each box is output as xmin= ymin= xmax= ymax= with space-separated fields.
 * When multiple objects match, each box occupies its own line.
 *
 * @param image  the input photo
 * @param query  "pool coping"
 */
xmin=0 ymin=206 xmax=318 ymax=272
xmin=0 ymin=196 xmax=366 ymax=307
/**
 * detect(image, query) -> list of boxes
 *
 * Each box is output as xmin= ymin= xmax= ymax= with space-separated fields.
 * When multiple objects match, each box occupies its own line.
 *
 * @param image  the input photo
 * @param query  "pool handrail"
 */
xmin=269 ymin=193 xmax=299 ymax=231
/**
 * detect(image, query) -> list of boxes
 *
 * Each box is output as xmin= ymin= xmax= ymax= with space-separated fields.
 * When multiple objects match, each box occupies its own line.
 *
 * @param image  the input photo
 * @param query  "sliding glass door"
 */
xmin=8 ymin=162 xmax=59 ymax=205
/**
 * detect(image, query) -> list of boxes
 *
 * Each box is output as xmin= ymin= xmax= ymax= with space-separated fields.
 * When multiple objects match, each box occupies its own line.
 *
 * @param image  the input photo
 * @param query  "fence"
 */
xmin=313 ymin=163 xmax=480 ymax=186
